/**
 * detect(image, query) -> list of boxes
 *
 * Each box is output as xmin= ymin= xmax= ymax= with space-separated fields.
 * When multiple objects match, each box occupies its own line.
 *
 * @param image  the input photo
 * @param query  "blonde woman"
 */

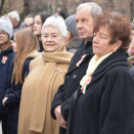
xmin=2 ymin=29 xmax=40 ymax=134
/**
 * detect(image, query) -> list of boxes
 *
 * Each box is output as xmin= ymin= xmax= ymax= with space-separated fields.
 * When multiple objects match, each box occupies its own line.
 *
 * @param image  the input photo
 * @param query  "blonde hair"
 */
xmin=12 ymin=29 xmax=39 ymax=84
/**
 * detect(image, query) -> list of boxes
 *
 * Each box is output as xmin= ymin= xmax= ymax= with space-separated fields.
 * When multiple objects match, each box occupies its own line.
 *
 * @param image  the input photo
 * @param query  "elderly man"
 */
xmin=51 ymin=2 xmax=102 ymax=134
xmin=8 ymin=11 xmax=23 ymax=39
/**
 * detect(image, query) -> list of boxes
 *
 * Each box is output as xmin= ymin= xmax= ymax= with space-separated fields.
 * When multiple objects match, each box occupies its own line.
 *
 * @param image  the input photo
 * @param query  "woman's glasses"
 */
xmin=0 ymin=32 xmax=7 ymax=37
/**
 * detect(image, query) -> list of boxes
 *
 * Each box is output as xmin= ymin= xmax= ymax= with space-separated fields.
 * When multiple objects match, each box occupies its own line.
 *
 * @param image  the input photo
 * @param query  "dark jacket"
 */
xmin=0 ymin=47 xmax=15 ymax=115
xmin=4 ymin=58 xmax=33 ymax=134
xmin=51 ymin=39 xmax=94 ymax=134
xmin=62 ymin=50 xmax=134 ymax=134
xmin=66 ymin=37 xmax=82 ymax=54
xmin=38 ymin=41 xmax=44 ymax=52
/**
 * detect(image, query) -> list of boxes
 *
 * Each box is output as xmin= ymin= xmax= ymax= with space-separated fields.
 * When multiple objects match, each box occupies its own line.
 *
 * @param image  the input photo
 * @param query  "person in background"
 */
xmin=61 ymin=12 xmax=134 ymax=134
xmin=8 ymin=11 xmax=23 ymax=39
xmin=51 ymin=2 xmax=102 ymax=134
xmin=127 ymin=24 xmax=134 ymax=77
xmin=65 ymin=14 xmax=82 ymax=53
xmin=131 ymin=24 xmax=134 ymax=38
xmin=55 ymin=11 xmax=66 ymax=20
xmin=2 ymin=29 xmax=40 ymax=134
xmin=23 ymin=14 xmax=34 ymax=32
xmin=0 ymin=18 xmax=15 ymax=134
xmin=33 ymin=12 xmax=50 ymax=52
xmin=18 ymin=15 xmax=72 ymax=134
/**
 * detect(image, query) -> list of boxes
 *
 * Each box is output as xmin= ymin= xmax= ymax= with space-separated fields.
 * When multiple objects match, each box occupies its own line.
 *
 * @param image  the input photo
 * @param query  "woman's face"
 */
xmin=0 ymin=30 xmax=8 ymax=44
xmin=93 ymin=26 xmax=121 ymax=59
xmin=11 ymin=35 xmax=17 ymax=52
xmin=33 ymin=15 xmax=42 ymax=36
xmin=42 ymin=26 xmax=65 ymax=52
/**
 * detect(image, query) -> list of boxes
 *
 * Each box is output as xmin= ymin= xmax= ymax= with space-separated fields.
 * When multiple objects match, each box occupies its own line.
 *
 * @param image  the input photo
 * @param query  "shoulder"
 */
xmin=105 ymin=65 xmax=132 ymax=80
xmin=30 ymin=55 xmax=43 ymax=69
xmin=24 ymin=58 xmax=33 ymax=67
xmin=64 ymin=51 xmax=73 ymax=58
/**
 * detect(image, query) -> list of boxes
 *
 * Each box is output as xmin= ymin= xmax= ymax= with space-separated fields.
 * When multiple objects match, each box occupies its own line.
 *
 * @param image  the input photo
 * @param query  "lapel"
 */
xmin=78 ymin=50 xmax=128 ymax=96
xmin=67 ymin=40 xmax=94 ymax=74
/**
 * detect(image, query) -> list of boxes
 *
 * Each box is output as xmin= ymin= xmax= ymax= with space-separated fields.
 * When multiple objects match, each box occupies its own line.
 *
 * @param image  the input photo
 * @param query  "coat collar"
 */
xmin=67 ymin=39 xmax=94 ymax=74
xmin=80 ymin=50 xmax=128 ymax=95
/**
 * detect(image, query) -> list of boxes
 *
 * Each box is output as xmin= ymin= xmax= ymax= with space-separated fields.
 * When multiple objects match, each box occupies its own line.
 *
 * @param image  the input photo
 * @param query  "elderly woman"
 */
xmin=18 ymin=16 xmax=73 ymax=134
xmin=61 ymin=13 xmax=134 ymax=134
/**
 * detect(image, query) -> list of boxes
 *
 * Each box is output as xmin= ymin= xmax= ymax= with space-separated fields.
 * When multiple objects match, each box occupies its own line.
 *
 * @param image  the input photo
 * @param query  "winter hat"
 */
xmin=65 ymin=14 xmax=78 ymax=36
xmin=0 ymin=18 xmax=13 ymax=39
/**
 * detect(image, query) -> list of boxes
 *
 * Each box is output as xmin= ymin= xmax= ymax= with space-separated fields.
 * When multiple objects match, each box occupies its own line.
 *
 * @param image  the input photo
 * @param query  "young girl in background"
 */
xmin=2 ymin=29 xmax=40 ymax=134
xmin=33 ymin=12 xmax=50 ymax=52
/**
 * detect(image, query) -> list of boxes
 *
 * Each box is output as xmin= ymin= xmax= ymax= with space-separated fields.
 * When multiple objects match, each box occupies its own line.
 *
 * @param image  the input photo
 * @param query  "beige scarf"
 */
xmin=80 ymin=52 xmax=113 ymax=86
xmin=29 ymin=50 xmax=72 ymax=133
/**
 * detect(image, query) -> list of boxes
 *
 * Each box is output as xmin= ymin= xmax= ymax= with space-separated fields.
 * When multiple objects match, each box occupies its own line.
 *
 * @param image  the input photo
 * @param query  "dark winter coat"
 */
xmin=66 ymin=37 xmax=82 ymax=54
xmin=38 ymin=41 xmax=44 ymax=52
xmin=61 ymin=50 xmax=134 ymax=134
xmin=4 ymin=51 xmax=40 ymax=134
xmin=4 ymin=58 xmax=33 ymax=134
xmin=51 ymin=39 xmax=94 ymax=134
xmin=0 ymin=47 xmax=15 ymax=115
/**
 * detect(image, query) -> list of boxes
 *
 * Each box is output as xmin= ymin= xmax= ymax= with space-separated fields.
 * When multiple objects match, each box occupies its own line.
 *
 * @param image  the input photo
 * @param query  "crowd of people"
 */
xmin=0 ymin=2 xmax=134 ymax=134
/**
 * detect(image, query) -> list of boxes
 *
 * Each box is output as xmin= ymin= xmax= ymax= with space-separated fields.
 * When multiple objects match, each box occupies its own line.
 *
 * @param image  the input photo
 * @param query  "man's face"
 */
xmin=75 ymin=7 xmax=94 ymax=42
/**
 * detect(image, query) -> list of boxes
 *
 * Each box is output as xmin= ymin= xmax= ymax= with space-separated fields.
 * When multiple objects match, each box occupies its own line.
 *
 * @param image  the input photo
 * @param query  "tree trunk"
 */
xmin=0 ymin=0 xmax=5 ymax=17
xmin=23 ymin=0 xmax=30 ymax=17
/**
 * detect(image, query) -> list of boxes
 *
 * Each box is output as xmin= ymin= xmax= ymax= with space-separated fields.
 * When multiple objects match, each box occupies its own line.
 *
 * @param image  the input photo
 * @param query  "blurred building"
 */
xmin=2 ymin=0 xmax=134 ymax=21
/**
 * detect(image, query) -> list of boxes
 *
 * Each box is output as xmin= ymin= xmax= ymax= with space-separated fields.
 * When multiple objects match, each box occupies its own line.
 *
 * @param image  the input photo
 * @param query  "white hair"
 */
xmin=8 ymin=10 xmax=20 ymax=21
xmin=41 ymin=15 xmax=67 ymax=38
xmin=77 ymin=2 xmax=102 ymax=19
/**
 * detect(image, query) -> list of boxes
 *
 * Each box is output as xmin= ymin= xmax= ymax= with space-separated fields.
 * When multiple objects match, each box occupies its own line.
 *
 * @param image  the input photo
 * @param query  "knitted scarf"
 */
xmin=29 ymin=50 xmax=72 ymax=133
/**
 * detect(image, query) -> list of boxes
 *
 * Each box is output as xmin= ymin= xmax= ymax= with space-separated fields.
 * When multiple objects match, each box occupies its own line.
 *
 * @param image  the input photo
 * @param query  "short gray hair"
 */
xmin=77 ymin=2 xmax=102 ymax=19
xmin=41 ymin=15 xmax=67 ymax=38
xmin=8 ymin=10 xmax=20 ymax=21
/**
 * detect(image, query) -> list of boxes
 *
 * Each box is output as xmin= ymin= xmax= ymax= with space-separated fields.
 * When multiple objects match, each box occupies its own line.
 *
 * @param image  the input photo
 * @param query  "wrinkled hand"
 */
xmin=54 ymin=105 xmax=67 ymax=129
xmin=2 ymin=97 xmax=8 ymax=110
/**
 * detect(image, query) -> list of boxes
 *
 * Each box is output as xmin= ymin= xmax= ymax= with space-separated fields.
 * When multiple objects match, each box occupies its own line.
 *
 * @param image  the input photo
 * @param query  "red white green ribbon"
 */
xmin=81 ymin=76 xmax=92 ymax=94
xmin=76 ymin=54 xmax=86 ymax=67
xmin=2 ymin=56 xmax=8 ymax=64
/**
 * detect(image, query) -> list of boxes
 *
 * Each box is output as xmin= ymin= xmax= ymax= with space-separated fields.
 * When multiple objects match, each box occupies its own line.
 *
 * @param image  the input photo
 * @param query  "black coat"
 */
xmin=61 ymin=50 xmax=134 ymax=134
xmin=4 ymin=58 xmax=33 ymax=134
xmin=51 ymin=40 xmax=94 ymax=134
xmin=38 ymin=41 xmax=44 ymax=52
xmin=0 ymin=47 xmax=15 ymax=115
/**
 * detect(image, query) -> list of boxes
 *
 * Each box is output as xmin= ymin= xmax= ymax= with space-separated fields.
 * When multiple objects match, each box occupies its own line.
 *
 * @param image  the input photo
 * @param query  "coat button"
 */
xmin=66 ymin=75 xmax=70 ymax=80
xmin=72 ymin=74 xmax=77 ymax=79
